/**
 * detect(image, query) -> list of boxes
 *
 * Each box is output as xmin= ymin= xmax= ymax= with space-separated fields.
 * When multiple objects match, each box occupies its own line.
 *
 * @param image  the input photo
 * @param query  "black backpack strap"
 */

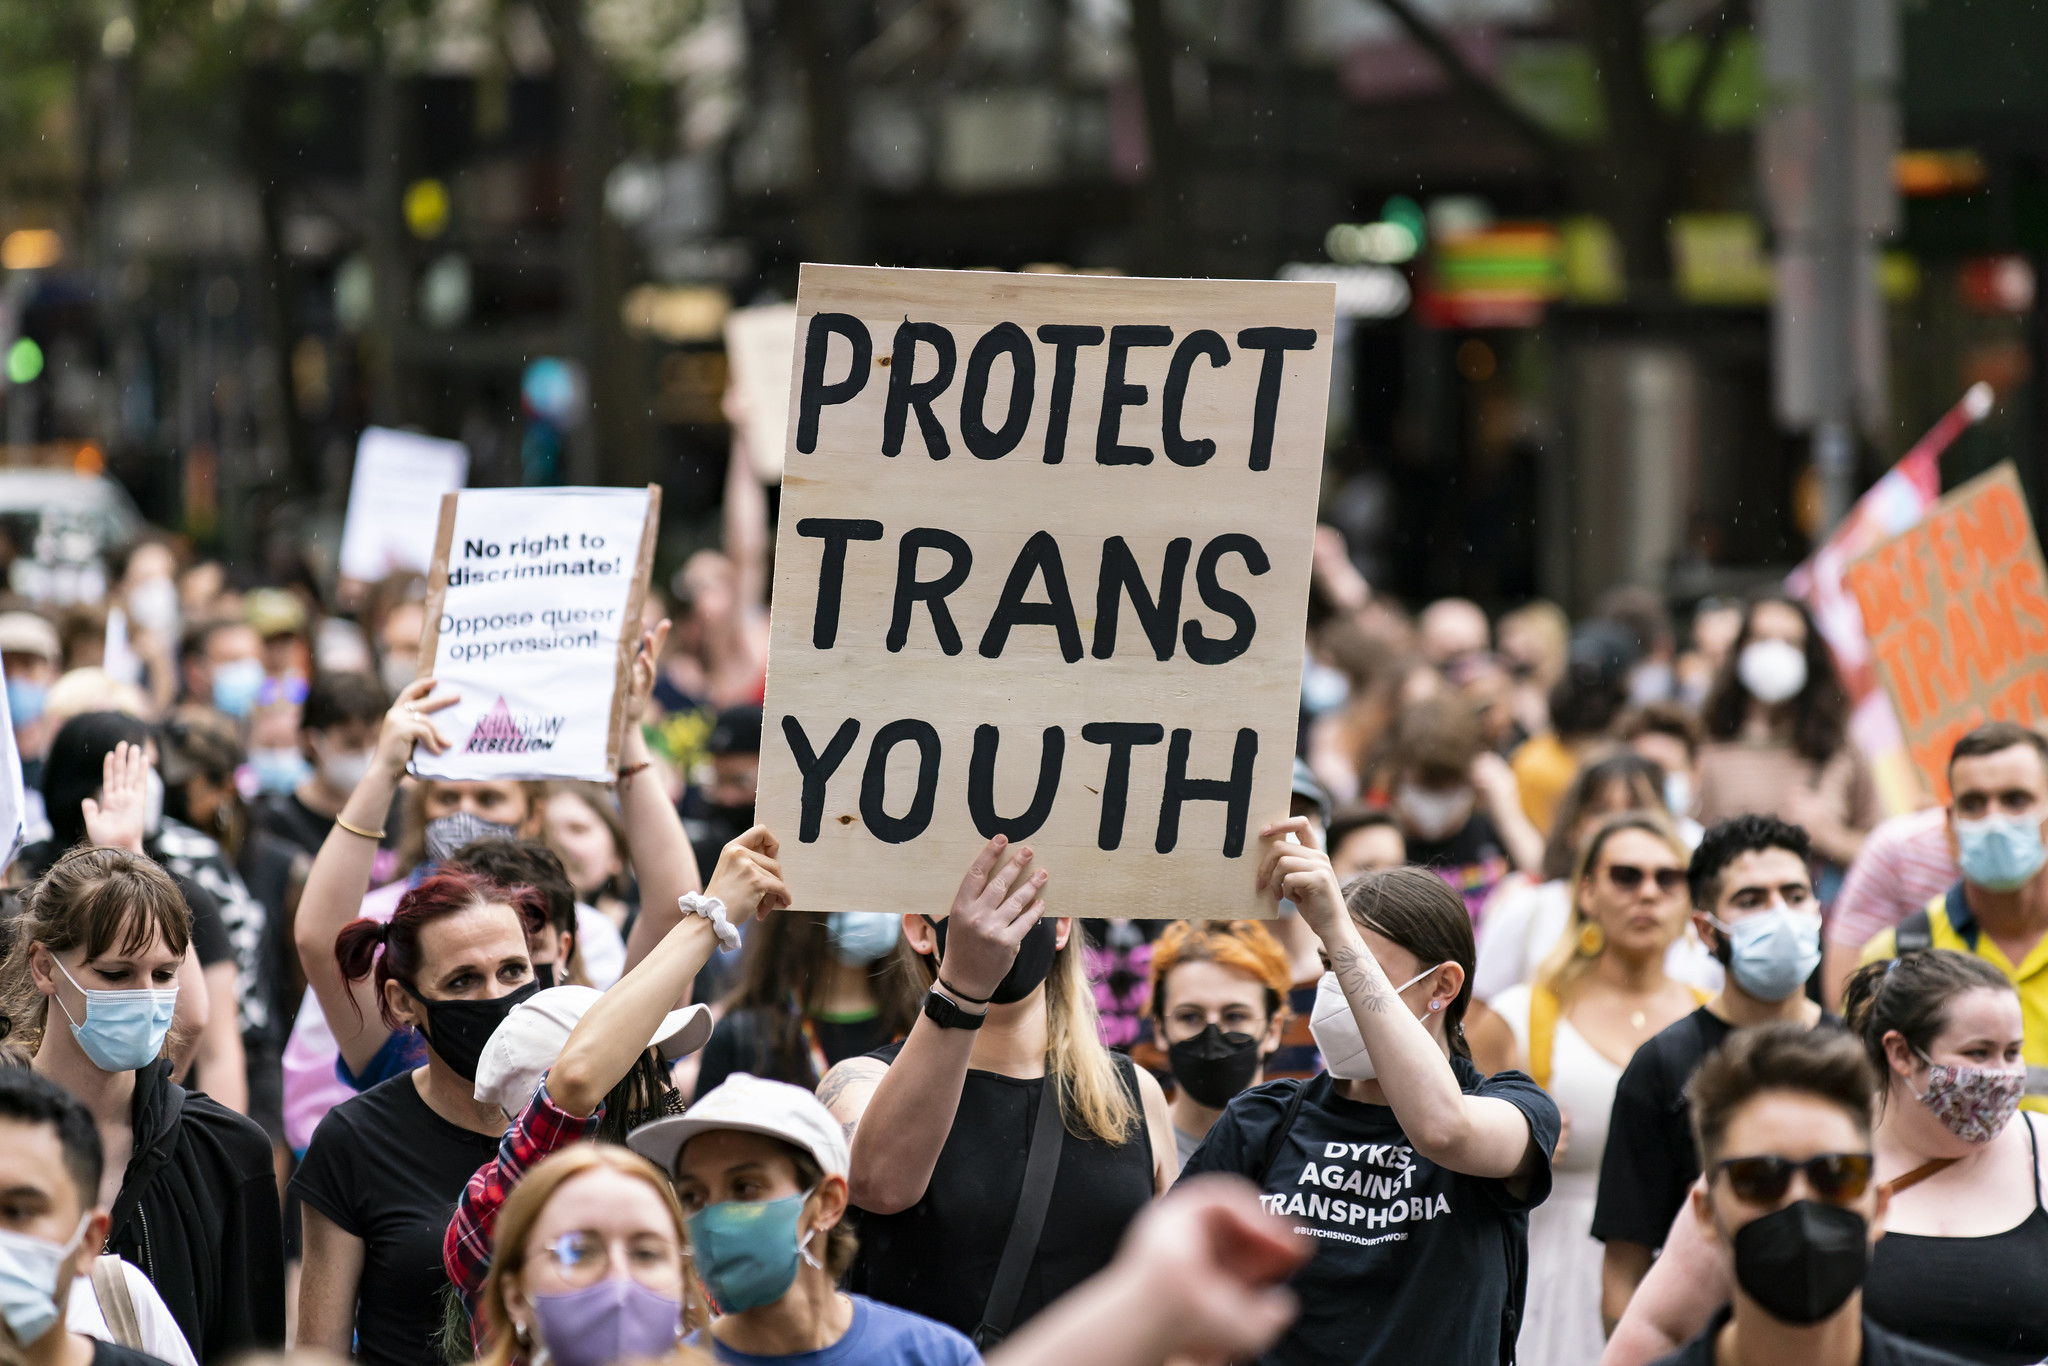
xmin=1259 ymin=1078 xmax=1314 ymax=1184
xmin=1895 ymin=908 xmax=1935 ymax=954
xmin=973 ymin=1069 xmax=1068 ymax=1350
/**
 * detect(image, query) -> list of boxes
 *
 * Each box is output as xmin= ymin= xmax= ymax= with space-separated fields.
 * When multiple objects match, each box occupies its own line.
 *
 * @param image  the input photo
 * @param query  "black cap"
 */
xmin=706 ymin=704 xmax=763 ymax=756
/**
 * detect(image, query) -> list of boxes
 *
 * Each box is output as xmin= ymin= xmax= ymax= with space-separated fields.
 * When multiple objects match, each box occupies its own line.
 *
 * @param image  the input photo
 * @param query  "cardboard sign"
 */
xmin=724 ymin=302 xmax=799 ymax=482
xmin=757 ymin=264 xmax=1335 ymax=917
xmin=1844 ymin=462 xmax=2048 ymax=802
xmin=338 ymin=428 xmax=470 ymax=583
xmin=413 ymin=486 xmax=660 ymax=782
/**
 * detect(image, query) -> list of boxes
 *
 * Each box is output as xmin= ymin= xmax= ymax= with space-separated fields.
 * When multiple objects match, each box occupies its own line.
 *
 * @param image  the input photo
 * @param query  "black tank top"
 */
xmin=848 ymin=1042 xmax=1155 ymax=1339
xmin=1864 ymin=1113 xmax=2048 ymax=1365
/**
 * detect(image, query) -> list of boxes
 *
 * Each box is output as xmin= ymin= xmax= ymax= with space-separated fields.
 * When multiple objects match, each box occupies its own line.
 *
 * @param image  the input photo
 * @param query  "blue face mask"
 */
xmin=1710 ymin=906 xmax=1822 ymax=1003
xmin=6 ymin=679 xmax=46 ymax=727
xmin=249 ymin=747 xmax=310 ymax=795
xmin=0 ymin=1217 xmax=90 ymax=1345
xmin=210 ymin=658 xmax=265 ymax=718
xmin=684 ymin=1187 xmax=817 ymax=1313
xmin=825 ymin=912 xmax=900 ymax=967
xmin=52 ymin=957 xmax=179 ymax=1072
xmin=1956 ymin=814 xmax=2048 ymax=893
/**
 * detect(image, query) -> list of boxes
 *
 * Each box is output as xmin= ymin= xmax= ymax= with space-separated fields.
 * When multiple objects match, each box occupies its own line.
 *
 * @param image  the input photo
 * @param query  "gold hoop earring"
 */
xmin=1577 ymin=921 xmax=1606 ymax=956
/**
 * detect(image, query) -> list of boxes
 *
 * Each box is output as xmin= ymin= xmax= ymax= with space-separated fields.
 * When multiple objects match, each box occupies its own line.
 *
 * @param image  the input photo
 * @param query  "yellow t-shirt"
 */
xmin=1861 ymin=888 xmax=2048 ymax=1113
xmin=1510 ymin=732 xmax=1577 ymax=836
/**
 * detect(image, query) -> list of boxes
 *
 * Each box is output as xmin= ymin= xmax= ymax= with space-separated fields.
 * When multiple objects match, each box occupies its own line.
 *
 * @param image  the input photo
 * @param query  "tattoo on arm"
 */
xmin=1331 ymin=944 xmax=1397 ymax=1014
xmin=816 ymin=1059 xmax=884 ymax=1111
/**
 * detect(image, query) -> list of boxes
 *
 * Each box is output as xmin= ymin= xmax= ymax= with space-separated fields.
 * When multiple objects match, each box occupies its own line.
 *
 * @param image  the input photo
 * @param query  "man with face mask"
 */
xmin=1385 ymin=695 xmax=1542 ymax=921
xmin=1651 ymin=1023 xmax=1972 ymax=1366
xmin=1594 ymin=815 xmax=1838 ymax=1329
xmin=176 ymin=619 xmax=265 ymax=723
xmin=1859 ymin=723 xmax=2048 ymax=1113
xmin=1146 ymin=920 xmax=1293 ymax=1167
xmin=253 ymin=671 xmax=391 ymax=862
xmin=0 ymin=1069 xmax=191 ymax=1366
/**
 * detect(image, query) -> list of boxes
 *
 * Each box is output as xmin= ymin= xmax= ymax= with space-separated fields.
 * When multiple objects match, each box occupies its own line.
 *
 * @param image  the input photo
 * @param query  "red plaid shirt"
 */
xmin=443 ymin=1075 xmax=602 ymax=1345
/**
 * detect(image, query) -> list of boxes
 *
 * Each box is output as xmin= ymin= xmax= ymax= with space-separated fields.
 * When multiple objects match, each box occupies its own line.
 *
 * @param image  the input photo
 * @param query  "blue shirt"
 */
xmin=696 ymin=1295 xmax=980 ymax=1366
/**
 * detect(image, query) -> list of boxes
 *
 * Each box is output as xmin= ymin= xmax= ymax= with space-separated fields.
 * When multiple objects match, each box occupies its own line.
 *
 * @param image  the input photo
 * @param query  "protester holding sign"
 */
xmin=1177 ymin=828 xmax=1559 ymax=1366
xmin=817 ymin=836 xmax=1175 ymax=1345
xmin=0 ymin=841 xmax=284 ymax=1360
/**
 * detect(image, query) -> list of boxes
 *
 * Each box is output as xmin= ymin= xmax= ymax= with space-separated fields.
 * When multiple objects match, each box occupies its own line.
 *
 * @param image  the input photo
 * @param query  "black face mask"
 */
xmin=404 ymin=979 xmax=543 ymax=1082
xmin=922 ymin=915 xmax=1060 ymax=1005
xmin=1730 ymin=1200 xmax=1869 ymax=1325
xmin=1167 ymin=1025 xmax=1262 ymax=1109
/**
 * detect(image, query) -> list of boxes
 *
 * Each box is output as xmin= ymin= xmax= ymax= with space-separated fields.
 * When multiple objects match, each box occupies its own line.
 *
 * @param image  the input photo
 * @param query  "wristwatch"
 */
xmin=923 ymin=987 xmax=987 ymax=1031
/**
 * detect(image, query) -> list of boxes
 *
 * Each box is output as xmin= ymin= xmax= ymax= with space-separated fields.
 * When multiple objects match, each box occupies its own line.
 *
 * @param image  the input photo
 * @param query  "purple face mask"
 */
xmin=529 ymin=1278 xmax=681 ymax=1366
xmin=1918 ymin=1060 xmax=2026 ymax=1144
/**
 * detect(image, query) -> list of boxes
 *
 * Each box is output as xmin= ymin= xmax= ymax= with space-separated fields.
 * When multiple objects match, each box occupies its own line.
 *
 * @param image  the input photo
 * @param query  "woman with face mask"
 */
xmin=1146 ymin=920 xmax=1292 ymax=1168
xmin=1696 ymin=595 xmax=1878 ymax=889
xmin=1179 ymin=825 xmax=1560 ymax=1366
xmin=1604 ymin=950 xmax=2048 ymax=1366
xmin=631 ymin=1075 xmax=981 ymax=1366
xmin=473 ymin=1145 xmax=710 ymax=1366
xmin=0 ymin=844 xmax=285 ymax=1361
xmin=817 ymin=837 xmax=1177 ymax=1344
xmin=691 ymin=909 xmax=919 ymax=1100
xmin=290 ymin=866 xmax=549 ymax=1366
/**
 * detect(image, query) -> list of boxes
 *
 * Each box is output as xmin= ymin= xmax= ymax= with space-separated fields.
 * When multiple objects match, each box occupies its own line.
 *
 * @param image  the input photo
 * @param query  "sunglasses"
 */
xmin=1715 ymin=1152 xmax=1873 ymax=1205
xmin=1605 ymin=864 xmax=1686 ymax=895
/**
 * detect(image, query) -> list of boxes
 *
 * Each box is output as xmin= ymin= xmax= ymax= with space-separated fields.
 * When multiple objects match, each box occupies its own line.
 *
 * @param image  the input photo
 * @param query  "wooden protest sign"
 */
xmin=413 ymin=486 xmax=660 ymax=782
xmin=1844 ymin=461 xmax=2048 ymax=802
xmin=757 ymin=264 xmax=1335 ymax=918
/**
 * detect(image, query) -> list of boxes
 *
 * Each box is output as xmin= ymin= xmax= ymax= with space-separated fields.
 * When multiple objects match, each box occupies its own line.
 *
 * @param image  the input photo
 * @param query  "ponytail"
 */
xmin=1841 ymin=948 xmax=2012 ymax=1102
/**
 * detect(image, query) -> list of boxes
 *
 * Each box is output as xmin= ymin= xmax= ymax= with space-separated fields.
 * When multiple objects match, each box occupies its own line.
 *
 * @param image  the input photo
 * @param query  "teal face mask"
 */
xmin=1956 ymin=814 xmax=2048 ymax=893
xmin=53 ymin=958 xmax=178 ymax=1073
xmin=683 ymin=1187 xmax=818 ymax=1313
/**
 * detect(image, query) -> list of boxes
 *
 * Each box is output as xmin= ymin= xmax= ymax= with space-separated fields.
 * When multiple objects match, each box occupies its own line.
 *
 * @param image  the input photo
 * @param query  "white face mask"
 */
xmin=1308 ymin=964 xmax=1446 ymax=1080
xmin=318 ymin=744 xmax=375 ymax=794
xmin=1737 ymin=639 xmax=1807 ymax=705
xmin=1394 ymin=783 xmax=1473 ymax=842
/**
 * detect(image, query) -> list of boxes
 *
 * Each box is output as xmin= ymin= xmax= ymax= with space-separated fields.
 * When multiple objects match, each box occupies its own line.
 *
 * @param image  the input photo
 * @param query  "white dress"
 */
xmin=1491 ymin=984 xmax=1619 ymax=1366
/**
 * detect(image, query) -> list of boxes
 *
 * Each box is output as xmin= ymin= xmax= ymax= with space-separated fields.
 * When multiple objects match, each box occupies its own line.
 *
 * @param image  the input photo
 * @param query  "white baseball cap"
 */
xmin=627 ymin=1073 xmax=850 ymax=1179
xmin=473 ymin=985 xmax=713 ymax=1113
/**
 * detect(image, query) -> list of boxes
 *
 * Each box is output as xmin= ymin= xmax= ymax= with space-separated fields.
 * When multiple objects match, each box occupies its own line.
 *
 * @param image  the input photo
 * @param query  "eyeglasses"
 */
xmin=535 ymin=1230 xmax=684 ymax=1289
xmin=1715 ymin=1152 xmax=1873 ymax=1205
xmin=1605 ymin=864 xmax=1686 ymax=895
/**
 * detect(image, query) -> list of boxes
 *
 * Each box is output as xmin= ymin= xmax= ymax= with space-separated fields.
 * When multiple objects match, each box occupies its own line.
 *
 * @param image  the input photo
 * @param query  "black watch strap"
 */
xmin=924 ymin=988 xmax=987 ymax=1031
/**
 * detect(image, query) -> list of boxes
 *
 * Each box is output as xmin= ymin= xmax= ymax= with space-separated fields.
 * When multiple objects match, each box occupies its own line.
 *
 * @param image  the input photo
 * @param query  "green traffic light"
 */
xmin=6 ymin=338 xmax=42 ymax=384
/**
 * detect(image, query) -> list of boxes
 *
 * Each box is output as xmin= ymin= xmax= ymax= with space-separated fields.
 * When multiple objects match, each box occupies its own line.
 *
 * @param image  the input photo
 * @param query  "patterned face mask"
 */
xmin=1917 ymin=1058 xmax=2026 ymax=1144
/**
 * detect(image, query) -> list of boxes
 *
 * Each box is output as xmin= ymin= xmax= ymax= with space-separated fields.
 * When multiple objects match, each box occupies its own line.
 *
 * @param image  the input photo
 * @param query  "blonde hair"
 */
xmin=474 ymin=1146 xmax=710 ymax=1366
xmin=1535 ymin=811 xmax=1688 ymax=1000
xmin=921 ymin=928 xmax=1138 ymax=1145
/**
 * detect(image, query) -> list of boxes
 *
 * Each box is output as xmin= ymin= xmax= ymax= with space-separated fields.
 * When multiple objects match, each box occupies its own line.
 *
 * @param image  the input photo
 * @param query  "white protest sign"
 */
xmin=338 ymin=427 xmax=470 ymax=583
xmin=758 ymin=265 xmax=1334 ymax=918
xmin=0 ymin=656 xmax=26 ymax=864
xmin=724 ymin=302 xmax=798 ymax=482
xmin=412 ymin=486 xmax=660 ymax=782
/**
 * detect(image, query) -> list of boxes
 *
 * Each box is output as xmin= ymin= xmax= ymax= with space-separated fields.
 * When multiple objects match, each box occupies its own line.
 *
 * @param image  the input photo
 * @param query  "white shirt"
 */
xmin=575 ymin=901 xmax=627 ymax=988
xmin=66 ymin=1258 xmax=199 ymax=1366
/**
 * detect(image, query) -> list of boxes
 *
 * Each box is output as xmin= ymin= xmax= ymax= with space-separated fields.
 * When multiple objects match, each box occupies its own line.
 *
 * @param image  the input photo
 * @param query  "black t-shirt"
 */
xmin=1401 ymin=812 xmax=1510 ymax=919
xmin=1592 ymin=1006 xmax=1841 ymax=1250
xmin=1653 ymin=1308 xmax=1977 ymax=1366
xmin=289 ymin=1073 xmax=500 ymax=1366
xmin=850 ymin=1043 xmax=1155 ymax=1339
xmin=1179 ymin=1062 xmax=1559 ymax=1366
xmin=252 ymin=790 xmax=401 ymax=861
xmin=692 ymin=1005 xmax=896 ymax=1098
xmin=91 ymin=1339 xmax=173 ymax=1366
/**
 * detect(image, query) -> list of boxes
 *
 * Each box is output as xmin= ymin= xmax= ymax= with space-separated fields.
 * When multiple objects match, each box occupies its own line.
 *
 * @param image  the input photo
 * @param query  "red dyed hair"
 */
xmin=334 ymin=870 xmax=548 ymax=1028
xmin=1148 ymin=919 xmax=1293 ymax=1023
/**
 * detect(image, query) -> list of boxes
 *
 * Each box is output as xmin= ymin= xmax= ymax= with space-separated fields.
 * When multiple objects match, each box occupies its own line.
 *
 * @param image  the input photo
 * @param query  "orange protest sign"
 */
xmin=1843 ymin=462 xmax=2048 ymax=802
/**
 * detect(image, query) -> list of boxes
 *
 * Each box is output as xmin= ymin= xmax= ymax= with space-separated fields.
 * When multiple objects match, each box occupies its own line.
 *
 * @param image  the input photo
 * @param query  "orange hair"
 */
xmin=1148 ymin=920 xmax=1293 ymax=1022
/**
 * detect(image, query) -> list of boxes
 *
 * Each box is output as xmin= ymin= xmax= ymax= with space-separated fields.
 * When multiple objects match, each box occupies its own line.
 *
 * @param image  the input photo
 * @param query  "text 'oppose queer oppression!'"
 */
xmin=757 ymin=265 xmax=1334 ymax=918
